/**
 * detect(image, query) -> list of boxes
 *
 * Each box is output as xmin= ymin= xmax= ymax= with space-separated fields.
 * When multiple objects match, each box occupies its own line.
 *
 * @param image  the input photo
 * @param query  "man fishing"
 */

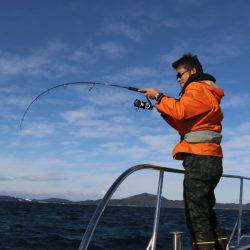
xmin=139 ymin=53 xmax=228 ymax=250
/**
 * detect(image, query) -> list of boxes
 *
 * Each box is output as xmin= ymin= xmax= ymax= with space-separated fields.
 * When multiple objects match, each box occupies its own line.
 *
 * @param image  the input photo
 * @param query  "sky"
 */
xmin=0 ymin=0 xmax=250 ymax=203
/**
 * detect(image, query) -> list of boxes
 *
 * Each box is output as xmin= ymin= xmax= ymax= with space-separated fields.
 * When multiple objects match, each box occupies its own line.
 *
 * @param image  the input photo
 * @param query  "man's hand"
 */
xmin=138 ymin=88 xmax=161 ymax=99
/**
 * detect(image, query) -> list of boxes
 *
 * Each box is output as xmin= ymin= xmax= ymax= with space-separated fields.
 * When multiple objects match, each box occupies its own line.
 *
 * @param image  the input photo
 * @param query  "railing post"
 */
xmin=227 ymin=216 xmax=239 ymax=249
xmin=237 ymin=178 xmax=244 ymax=246
xmin=150 ymin=170 xmax=164 ymax=250
xmin=171 ymin=232 xmax=183 ymax=250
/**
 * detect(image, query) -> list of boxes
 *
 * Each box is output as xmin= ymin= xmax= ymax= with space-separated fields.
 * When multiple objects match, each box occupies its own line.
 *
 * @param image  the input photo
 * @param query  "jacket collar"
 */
xmin=179 ymin=72 xmax=216 ymax=96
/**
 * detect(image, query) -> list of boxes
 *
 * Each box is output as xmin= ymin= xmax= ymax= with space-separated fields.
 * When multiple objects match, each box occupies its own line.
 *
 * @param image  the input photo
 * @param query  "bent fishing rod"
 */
xmin=20 ymin=81 xmax=154 ymax=130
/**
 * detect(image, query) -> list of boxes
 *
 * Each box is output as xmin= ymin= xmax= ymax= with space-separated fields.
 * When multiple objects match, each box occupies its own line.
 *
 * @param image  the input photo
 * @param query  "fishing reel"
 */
xmin=134 ymin=95 xmax=153 ymax=111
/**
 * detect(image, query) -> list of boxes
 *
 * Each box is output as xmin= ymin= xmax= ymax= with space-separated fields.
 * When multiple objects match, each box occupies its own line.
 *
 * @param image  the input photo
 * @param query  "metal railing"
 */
xmin=78 ymin=164 xmax=250 ymax=250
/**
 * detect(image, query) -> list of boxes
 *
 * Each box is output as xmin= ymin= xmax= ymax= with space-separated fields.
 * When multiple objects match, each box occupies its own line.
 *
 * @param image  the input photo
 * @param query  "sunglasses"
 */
xmin=176 ymin=70 xmax=188 ymax=79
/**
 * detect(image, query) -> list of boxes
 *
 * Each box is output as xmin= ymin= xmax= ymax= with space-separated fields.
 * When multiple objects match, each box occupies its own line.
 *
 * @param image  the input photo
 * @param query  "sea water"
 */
xmin=0 ymin=202 xmax=249 ymax=250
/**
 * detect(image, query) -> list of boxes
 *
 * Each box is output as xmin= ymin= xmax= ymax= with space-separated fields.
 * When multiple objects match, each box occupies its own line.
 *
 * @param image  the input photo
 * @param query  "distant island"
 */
xmin=0 ymin=193 xmax=249 ymax=210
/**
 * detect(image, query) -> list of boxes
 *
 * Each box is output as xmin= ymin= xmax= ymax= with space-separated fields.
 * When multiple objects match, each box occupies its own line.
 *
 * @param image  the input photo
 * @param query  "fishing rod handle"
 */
xmin=128 ymin=86 xmax=139 ymax=92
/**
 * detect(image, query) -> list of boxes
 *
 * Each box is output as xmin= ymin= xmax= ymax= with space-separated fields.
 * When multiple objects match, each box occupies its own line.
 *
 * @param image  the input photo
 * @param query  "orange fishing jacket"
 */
xmin=155 ymin=78 xmax=224 ymax=160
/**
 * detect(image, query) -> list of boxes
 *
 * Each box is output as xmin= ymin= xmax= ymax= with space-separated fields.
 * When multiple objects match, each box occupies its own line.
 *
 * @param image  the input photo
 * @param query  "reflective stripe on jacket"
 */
xmin=155 ymin=80 xmax=224 ymax=160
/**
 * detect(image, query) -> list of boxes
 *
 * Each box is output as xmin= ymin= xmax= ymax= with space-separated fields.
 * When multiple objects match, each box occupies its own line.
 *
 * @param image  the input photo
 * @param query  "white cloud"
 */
xmin=0 ymin=155 xmax=71 ymax=179
xmin=0 ymin=40 xmax=128 ymax=80
xmin=61 ymin=104 xmax=125 ymax=126
xmin=20 ymin=122 xmax=54 ymax=137
xmin=76 ymin=122 xmax=138 ymax=139
xmin=160 ymin=17 xmax=181 ymax=28
xmin=61 ymin=106 xmax=99 ymax=123
xmin=104 ymin=66 xmax=159 ymax=82
xmin=0 ymin=52 xmax=49 ymax=75
xmin=221 ymin=93 xmax=250 ymax=108
xmin=223 ymin=135 xmax=250 ymax=150
xmin=0 ymin=95 xmax=31 ymax=108
xmin=71 ymin=41 xmax=127 ymax=63
xmin=99 ymin=41 xmax=126 ymax=59
xmin=100 ymin=142 xmax=125 ymax=149
xmin=140 ymin=134 xmax=178 ymax=153
xmin=70 ymin=45 xmax=98 ymax=64
xmin=0 ymin=175 xmax=66 ymax=182
xmin=159 ymin=33 xmax=245 ymax=66
xmin=60 ymin=103 xmax=141 ymax=140
xmin=195 ymin=34 xmax=245 ymax=64
xmin=103 ymin=22 xmax=142 ymax=42
xmin=0 ymin=154 xmax=123 ymax=200
xmin=0 ymin=84 xmax=25 ymax=94
xmin=0 ymin=41 xmax=67 ymax=76
xmin=159 ymin=43 xmax=189 ymax=64
xmin=221 ymin=122 xmax=250 ymax=177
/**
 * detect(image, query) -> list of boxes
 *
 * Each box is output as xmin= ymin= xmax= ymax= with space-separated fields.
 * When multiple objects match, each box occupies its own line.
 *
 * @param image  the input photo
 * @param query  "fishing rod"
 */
xmin=19 ymin=81 xmax=153 ymax=130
